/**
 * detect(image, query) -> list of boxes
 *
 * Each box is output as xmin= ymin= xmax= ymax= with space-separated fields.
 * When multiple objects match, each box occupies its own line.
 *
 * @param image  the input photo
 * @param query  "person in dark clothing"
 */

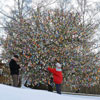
xmin=9 ymin=55 xmax=20 ymax=87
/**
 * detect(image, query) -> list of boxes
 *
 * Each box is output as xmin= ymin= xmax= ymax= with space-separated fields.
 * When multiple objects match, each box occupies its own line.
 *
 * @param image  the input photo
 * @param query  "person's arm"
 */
xmin=9 ymin=60 xmax=20 ymax=70
xmin=17 ymin=64 xmax=20 ymax=69
xmin=48 ymin=67 xmax=62 ymax=76
xmin=9 ymin=60 xmax=14 ymax=69
xmin=47 ymin=67 xmax=55 ymax=74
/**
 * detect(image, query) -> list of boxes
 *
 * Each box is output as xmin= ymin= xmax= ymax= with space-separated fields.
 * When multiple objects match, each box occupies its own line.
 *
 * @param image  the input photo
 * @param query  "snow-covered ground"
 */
xmin=0 ymin=84 xmax=100 ymax=100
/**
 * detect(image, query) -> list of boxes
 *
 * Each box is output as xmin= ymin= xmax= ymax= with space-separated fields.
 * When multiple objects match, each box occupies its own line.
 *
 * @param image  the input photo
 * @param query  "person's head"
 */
xmin=51 ymin=57 xmax=56 ymax=62
xmin=56 ymin=63 xmax=62 ymax=71
xmin=51 ymin=57 xmax=60 ymax=63
xmin=13 ymin=55 xmax=19 ymax=61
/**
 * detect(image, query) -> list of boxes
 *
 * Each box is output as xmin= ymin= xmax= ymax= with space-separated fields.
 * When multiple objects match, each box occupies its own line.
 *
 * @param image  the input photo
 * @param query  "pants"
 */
xmin=12 ymin=75 xmax=19 ymax=87
xmin=55 ymin=84 xmax=61 ymax=94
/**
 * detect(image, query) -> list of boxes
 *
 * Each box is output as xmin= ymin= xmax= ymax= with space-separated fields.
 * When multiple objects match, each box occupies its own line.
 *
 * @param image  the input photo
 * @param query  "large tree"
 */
xmin=1 ymin=0 xmax=100 ymax=93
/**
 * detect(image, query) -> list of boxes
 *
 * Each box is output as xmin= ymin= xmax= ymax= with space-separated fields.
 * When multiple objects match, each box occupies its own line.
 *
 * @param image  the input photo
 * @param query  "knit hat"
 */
xmin=56 ymin=63 xmax=62 ymax=71
xmin=14 ymin=55 xmax=19 ymax=59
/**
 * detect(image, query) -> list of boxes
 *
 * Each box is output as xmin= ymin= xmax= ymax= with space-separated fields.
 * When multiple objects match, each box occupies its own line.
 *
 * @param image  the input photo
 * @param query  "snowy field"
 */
xmin=0 ymin=84 xmax=100 ymax=100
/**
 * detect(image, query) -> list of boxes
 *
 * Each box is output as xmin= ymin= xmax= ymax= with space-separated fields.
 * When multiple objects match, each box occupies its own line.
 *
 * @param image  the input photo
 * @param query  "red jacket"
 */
xmin=48 ymin=67 xmax=63 ymax=84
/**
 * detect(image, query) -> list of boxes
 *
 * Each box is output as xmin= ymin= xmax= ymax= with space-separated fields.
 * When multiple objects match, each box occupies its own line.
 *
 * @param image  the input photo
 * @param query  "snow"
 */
xmin=0 ymin=84 xmax=100 ymax=100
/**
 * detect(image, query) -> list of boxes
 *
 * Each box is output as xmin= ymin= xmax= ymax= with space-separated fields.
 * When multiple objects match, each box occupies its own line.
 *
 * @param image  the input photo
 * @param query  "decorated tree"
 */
xmin=1 ymin=0 xmax=100 ymax=93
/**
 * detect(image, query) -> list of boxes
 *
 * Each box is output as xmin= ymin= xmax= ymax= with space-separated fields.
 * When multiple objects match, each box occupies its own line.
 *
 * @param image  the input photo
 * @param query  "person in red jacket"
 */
xmin=47 ymin=62 xmax=63 ymax=94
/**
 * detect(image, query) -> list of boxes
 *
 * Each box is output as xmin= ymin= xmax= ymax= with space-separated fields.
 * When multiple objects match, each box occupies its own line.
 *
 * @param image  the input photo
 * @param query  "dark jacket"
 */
xmin=9 ymin=59 xmax=20 ymax=75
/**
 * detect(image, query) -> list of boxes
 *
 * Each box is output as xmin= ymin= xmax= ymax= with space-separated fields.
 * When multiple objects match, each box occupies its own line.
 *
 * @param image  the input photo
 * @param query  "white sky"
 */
xmin=0 ymin=0 xmax=99 ymax=12
xmin=0 ymin=84 xmax=100 ymax=100
xmin=0 ymin=0 xmax=99 ymax=20
xmin=0 ymin=0 xmax=99 ymax=21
